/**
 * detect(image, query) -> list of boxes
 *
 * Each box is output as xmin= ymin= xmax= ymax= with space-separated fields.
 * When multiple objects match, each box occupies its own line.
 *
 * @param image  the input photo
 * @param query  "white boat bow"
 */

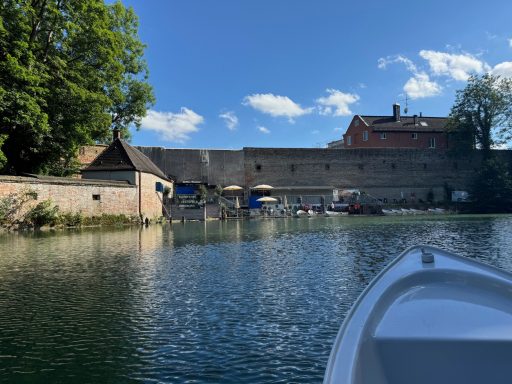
xmin=324 ymin=245 xmax=512 ymax=384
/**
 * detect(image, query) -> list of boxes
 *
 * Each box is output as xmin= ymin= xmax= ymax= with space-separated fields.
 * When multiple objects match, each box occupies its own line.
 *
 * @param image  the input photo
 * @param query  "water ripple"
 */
xmin=0 ymin=215 xmax=511 ymax=383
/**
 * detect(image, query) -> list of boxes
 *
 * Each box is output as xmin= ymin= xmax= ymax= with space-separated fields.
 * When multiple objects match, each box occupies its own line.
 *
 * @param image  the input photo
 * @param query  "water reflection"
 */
xmin=0 ymin=215 xmax=512 ymax=383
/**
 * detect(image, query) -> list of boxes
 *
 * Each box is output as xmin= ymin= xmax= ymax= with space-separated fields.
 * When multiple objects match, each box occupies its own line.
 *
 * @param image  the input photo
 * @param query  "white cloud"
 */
xmin=492 ymin=62 xmax=512 ymax=78
xmin=419 ymin=50 xmax=489 ymax=81
xmin=219 ymin=111 xmax=238 ymax=130
xmin=333 ymin=127 xmax=344 ymax=132
xmin=258 ymin=126 xmax=270 ymax=134
xmin=509 ymin=38 xmax=512 ymax=48
xmin=403 ymin=73 xmax=442 ymax=99
xmin=378 ymin=55 xmax=418 ymax=73
xmin=140 ymin=108 xmax=204 ymax=143
xmin=243 ymin=93 xmax=312 ymax=121
xmin=316 ymin=89 xmax=359 ymax=116
xmin=311 ymin=130 xmax=320 ymax=134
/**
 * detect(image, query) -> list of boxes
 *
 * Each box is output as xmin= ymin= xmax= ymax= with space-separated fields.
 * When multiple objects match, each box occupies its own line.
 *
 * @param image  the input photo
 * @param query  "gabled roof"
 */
xmin=359 ymin=115 xmax=448 ymax=132
xmin=84 ymin=139 xmax=170 ymax=180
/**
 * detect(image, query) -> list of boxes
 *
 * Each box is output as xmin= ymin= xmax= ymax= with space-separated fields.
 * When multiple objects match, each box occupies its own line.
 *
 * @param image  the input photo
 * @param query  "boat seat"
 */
xmin=370 ymin=276 xmax=512 ymax=384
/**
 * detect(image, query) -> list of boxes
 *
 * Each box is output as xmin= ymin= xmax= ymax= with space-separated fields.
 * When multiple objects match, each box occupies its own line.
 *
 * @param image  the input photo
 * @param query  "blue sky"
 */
xmin=120 ymin=0 xmax=512 ymax=149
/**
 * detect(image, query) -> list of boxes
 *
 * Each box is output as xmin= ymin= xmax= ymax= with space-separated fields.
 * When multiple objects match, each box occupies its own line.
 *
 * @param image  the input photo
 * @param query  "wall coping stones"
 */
xmin=0 ymin=175 xmax=135 ymax=188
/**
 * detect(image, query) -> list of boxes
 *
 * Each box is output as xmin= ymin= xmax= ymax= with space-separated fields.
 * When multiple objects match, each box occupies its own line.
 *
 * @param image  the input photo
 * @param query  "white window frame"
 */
xmin=412 ymin=132 xmax=418 ymax=140
xmin=363 ymin=131 xmax=368 ymax=141
xmin=346 ymin=136 xmax=352 ymax=146
xmin=429 ymin=137 xmax=436 ymax=148
xmin=380 ymin=132 xmax=387 ymax=140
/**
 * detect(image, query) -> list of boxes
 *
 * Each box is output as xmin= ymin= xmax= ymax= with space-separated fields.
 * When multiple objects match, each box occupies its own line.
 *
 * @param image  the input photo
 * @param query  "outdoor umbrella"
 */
xmin=223 ymin=185 xmax=243 ymax=191
xmin=251 ymin=184 xmax=274 ymax=190
xmin=256 ymin=196 xmax=278 ymax=202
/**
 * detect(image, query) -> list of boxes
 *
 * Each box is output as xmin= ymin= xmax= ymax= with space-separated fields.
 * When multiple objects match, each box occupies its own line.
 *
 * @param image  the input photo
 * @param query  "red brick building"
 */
xmin=341 ymin=104 xmax=448 ymax=149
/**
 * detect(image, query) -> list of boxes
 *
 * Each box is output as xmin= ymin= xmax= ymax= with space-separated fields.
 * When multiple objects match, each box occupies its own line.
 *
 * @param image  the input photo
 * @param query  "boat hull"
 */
xmin=323 ymin=245 xmax=512 ymax=384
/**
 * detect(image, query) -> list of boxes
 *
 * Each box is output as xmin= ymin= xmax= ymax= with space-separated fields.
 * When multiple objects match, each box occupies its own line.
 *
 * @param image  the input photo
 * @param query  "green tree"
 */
xmin=470 ymin=158 xmax=512 ymax=213
xmin=448 ymin=74 xmax=512 ymax=158
xmin=0 ymin=0 xmax=154 ymax=175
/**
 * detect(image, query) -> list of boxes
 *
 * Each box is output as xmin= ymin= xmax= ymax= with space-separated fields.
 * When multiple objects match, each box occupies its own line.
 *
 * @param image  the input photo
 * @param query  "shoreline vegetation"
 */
xmin=0 ymin=189 xmax=140 ymax=231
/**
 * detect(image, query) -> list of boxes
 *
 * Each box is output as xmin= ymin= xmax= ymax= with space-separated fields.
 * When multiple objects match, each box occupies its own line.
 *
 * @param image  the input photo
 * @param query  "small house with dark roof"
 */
xmin=341 ymin=104 xmax=449 ymax=150
xmin=82 ymin=129 xmax=173 ymax=220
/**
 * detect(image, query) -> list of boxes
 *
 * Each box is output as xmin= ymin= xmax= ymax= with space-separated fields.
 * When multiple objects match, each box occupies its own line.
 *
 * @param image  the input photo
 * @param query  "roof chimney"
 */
xmin=112 ymin=128 xmax=121 ymax=142
xmin=413 ymin=114 xmax=418 ymax=125
xmin=393 ymin=103 xmax=401 ymax=122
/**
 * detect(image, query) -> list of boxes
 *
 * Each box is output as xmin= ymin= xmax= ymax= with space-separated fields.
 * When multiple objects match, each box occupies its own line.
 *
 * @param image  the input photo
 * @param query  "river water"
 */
xmin=1 ymin=215 xmax=512 ymax=383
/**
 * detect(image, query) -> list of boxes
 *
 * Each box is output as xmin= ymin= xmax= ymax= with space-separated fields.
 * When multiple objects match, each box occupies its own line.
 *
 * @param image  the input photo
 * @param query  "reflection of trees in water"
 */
xmin=0 ymin=226 xmax=171 ymax=382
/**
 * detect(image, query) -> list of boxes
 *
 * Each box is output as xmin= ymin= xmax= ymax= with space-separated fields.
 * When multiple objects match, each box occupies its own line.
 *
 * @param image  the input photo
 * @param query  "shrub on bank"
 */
xmin=0 ymin=190 xmax=142 ymax=230
xmin=24 ymin=200 xmax=60 ymax=228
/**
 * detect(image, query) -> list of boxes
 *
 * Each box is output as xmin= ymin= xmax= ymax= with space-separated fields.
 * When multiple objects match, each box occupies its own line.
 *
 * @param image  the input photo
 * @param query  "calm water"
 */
xmin=1 ymin=215 xmax=512 ymax=383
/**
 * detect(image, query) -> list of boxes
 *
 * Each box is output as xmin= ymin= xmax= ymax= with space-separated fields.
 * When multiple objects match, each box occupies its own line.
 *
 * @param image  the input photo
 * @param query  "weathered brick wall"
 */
xmin=0 ymin=176 xmax=138 ymax=217
xmin=139 ymin=172 xmax=173 ymax=219
xmin=137 ymin=147 xmax=245 ymax=186
xmin=77 ymin=145 xmax=108 ymax=168
xmin=244 ymin=148 xmax=511 ymax=201
xmin=127 ymin=146 xmax=512 ymax=203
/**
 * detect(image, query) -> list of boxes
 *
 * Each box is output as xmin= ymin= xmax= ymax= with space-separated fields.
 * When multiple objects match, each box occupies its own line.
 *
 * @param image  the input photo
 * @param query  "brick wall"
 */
xmin=343 ymin=116 xmax=448 ymax=149
xmin=77 ymin=145 xmax=108 ymax=167
xmin=0 ymin=176 xmax=138 ymax=217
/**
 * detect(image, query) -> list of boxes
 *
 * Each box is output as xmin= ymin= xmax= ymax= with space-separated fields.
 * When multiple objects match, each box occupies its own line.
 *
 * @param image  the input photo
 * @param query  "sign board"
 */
xmin=452 ymin=191 xmax=469 ymax=202
xmin=176 ymin=194 xmax=200 ymax=209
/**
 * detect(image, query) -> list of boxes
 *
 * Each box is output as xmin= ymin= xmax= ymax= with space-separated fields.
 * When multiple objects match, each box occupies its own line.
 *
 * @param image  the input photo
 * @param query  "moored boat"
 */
xmin=323 ymin=245 xmax=512 ymax=384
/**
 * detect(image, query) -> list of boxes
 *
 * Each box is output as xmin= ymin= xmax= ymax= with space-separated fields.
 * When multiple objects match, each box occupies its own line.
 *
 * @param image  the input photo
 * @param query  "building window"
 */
xmin=380 ymin=132 xmax=387 ymax=140
xmin=429 ymin=137 xmax=436 ymax=148
xmin=346 ymin=136 xmax=352 ymax=146
xmin=92 ymin=194 xmax=101 ymax=201
xmin=363 ymin=131 xmax=368 ymax=141
xmin=255 ymin=164 xmax=262 ymax=171
xmin=290 ymin=164 xmax=295 ymax=172
xmin=354 ymin=119 xmax=359 ymax=127
xmin=412 ymin=133 xmax=418 ymax=140
xmin=325 ymin=164 xmax=330 ymax=170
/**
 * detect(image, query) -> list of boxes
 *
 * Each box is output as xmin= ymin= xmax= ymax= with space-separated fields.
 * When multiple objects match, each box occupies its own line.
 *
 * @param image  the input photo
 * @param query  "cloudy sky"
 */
xmin=120 ymin=0 xmax=512 ymax=149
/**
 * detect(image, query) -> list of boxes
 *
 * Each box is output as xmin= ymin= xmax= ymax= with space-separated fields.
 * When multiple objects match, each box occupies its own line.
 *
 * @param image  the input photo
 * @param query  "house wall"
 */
xmin=0 ymin=176 xmax=138 ymax=217
xmin=138 ymin=172 xmax=173 ymax=220
xmin=342 ymin=116 xmax=448 ymax=149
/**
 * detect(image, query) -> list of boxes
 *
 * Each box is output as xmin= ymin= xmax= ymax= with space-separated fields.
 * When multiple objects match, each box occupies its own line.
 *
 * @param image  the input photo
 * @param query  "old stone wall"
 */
xmin=137 ymin=146 xmax=512 ymax=203
xmin=0 ymin=176 xmax=138 ymax=217
xmin=137 ymin=147 xmax=245 ymax=186
xmin=244 ymin=148 xmax=483 ymax=201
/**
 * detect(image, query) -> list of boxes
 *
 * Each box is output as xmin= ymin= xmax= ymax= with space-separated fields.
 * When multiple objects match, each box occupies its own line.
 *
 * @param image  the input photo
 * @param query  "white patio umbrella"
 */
xmin=251 ymin=184 xmax=274 ymax=190
xmin=257 ymin=196 xmax=278 ymax=202
xmin=223 ymin=185 xmax=243 ymax=191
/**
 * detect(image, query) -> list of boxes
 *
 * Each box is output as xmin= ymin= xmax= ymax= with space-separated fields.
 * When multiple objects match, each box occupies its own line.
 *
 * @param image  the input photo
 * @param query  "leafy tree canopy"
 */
xmin=0 ymin=0 xmax=154 ymax=175
xmin=470 ymin=158 xmax=512 ymax=213
xmin=448 ymin=74 xmax=512 ymax=157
